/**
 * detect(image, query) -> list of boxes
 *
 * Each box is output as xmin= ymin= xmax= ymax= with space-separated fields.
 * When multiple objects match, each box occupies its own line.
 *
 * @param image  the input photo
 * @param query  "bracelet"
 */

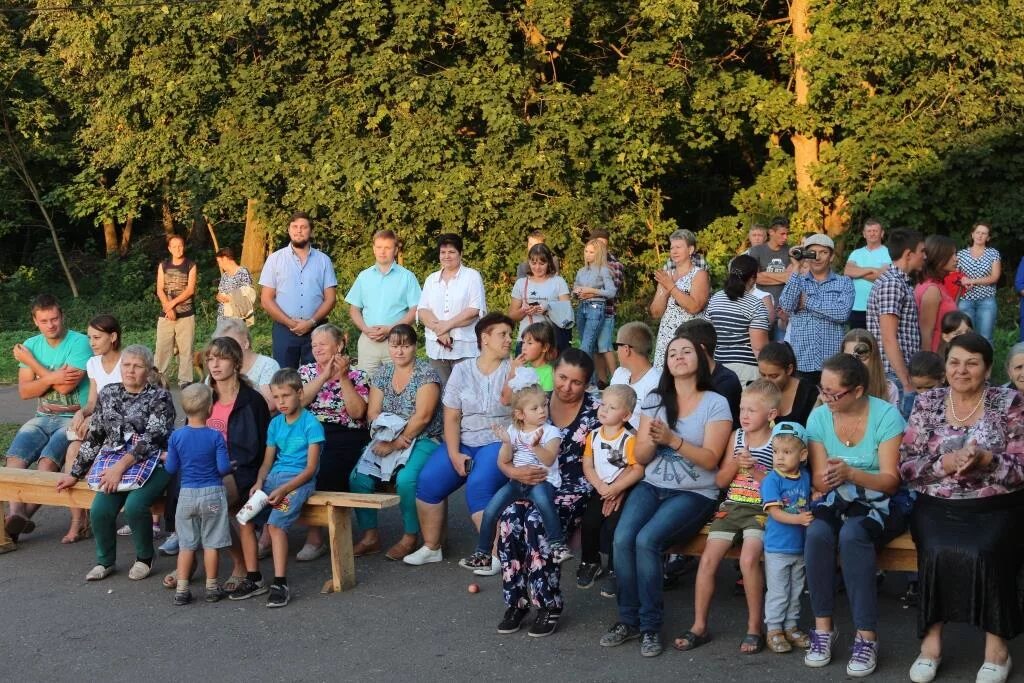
xmin=675 ymin=436 xmax=684 ymax=452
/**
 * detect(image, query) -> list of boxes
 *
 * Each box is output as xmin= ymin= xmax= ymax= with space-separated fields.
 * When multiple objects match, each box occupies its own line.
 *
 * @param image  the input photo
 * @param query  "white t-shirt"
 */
xmin=508 ymin=423 xmax=563 ymax=487
xmin=610 ymin=366 xmax=662 ymax=427
xmin=585 ymin=426 xmax=637 ymax=484
xmin=419 ymin=266 xmax=487 ymax=360
xmin=86 ymin=354 xmax=122 ymax=392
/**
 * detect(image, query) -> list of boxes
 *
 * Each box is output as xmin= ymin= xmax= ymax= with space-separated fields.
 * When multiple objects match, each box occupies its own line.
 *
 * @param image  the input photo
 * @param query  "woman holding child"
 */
xmin=803 ymin=353 xmax=907 ymax=677
xmin=57 ymin=344 xmax=175 ymax=582
xmin=495 ymin=349 xmax=602 ymax=636
xmin=601 ymin=332 xmax=733 ymax=657
xmin=900 ymin=333 xmax=1024 ymax=683
xmin=348 ymin=324 xmax=443 ymax=560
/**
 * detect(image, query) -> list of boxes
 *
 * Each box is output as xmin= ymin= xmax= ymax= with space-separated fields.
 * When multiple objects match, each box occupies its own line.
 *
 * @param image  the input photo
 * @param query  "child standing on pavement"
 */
xmin=230 ymin=368 xmax=324 ymax=608
xmin=761 ymin=421 xmax=813 ymax=653
xmin=165 ymin=383 xmax=232 ymax=605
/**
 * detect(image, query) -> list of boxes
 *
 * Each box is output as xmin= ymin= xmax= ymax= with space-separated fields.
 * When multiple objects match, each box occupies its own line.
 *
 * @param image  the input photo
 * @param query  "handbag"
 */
xmin=545 ymin=300 xmax=575 ymax=329
xmin=86 ymin=436 xmax=160 ymax=492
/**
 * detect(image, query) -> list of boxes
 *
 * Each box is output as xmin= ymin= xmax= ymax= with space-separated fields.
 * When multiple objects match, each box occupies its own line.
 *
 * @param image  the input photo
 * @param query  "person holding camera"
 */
xmin=778 ymin=234 xmax=854 ymax=387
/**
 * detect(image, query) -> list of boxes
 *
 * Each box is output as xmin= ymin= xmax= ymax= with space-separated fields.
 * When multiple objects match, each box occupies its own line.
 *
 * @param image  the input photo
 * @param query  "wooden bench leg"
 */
xmin=0 ymin=503 xmax=18 ymax=554
xmin=321 ymin=506 xmax=355 ymax=594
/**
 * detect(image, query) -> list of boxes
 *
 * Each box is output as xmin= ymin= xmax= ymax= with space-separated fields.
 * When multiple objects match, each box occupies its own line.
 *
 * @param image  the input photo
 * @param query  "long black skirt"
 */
xmin=910 ymin=489 xmax=1024 ymax=639
xmin=316 ymin=423 xmax=371 ymax=492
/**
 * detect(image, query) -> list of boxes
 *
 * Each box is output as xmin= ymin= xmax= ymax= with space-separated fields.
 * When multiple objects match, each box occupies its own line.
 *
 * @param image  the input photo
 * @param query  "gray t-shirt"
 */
xmin=510 ymin=275 xmax=571 ymax=340
xmin=640 ymin=390 xmax=732 ymax=498
xmin=442 ymin=358 xmax=512 ymax=447
xmin=749 ymin=243 xmax=791 ymax=304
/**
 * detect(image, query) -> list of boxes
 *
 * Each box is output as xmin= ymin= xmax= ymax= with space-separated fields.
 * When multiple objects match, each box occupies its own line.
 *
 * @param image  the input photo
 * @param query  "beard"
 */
xmin=290 ymin=238 xmax=310 ymax=249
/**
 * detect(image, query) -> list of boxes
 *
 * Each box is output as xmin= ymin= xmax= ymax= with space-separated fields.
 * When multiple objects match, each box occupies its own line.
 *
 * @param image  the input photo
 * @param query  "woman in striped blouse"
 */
xmin=703 ymin=255 xmax=771 ymax=386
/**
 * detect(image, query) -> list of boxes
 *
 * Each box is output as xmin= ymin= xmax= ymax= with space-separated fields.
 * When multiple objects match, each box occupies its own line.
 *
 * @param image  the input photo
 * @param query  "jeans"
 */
xmin=91 ymin=466 xmax=171 ymax=567
xmin=805 ymin=516 xmax=879 ymax=631
xmin=613 ymin=481 xmax=716 ymax=632
xmin=958 ymin=295 xmax=997 ymax=344
xmin=886 ymin=370 xmax=917 ymax=420
xmin=7 ymin=414 xmax=72 ymax=467
xmin=575 ymin=301 xmax=606 ymax=359
xmin=765 ymin=552 xmax=806 ymax=631
xmin=477 ymin=480 xmax=562 ymax=553
xmin=271 ymin=321 xmax=314 ymax=370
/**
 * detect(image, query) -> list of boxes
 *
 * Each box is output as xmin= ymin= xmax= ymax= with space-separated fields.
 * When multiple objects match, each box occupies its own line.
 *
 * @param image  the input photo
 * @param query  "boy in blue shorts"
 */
xmin=164 ymin=383 xmax=232 ymax=605
xmin=230 ymin=368 xmax=324 ymax=608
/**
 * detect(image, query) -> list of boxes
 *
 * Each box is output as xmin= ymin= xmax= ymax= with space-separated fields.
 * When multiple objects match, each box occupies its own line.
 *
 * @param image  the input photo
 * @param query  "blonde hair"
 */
xmin=181 ymin=383 xmax=213 ymax=417
xmin=584 ymin=238 xmax=608 ymax=270
xmin=601 ymin=384 xmax=637 ymax=414
xmin=743 ymin=378 xmax=782 ymax=409
xmin=842 ymin=329 xmax=888 ymax=401
xmin=510 ymin=385 xmax=548 ymax=430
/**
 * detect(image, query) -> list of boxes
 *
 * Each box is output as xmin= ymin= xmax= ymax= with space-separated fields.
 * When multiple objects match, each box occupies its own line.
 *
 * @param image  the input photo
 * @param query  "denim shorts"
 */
xmin=176 ymin=486 xmax=232 ymax=550
xmin=596 ymin=314 xmax=616 ymax=353
xmin=253 ymin=469 xmax=315 ymax=531
xmin=7 ymin=414 xmax=73 ymax=467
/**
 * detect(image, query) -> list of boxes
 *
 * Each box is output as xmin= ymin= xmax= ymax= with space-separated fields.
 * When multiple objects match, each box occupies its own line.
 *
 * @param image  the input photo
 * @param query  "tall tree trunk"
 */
xmin=241 ymin=198 xmax=269 ymax=274
xmin=789 ymin=0 xmax=819 ymax=234
xmin=102 ymin=217 xmax=118 ymax=255
xmin=119 ymin=216 xmax=133 ymax=256
xmin=205 ymin=216 xmax=220 ymax=252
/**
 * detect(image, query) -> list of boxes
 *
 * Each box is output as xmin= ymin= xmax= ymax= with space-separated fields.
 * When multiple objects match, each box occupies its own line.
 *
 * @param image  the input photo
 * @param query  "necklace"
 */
xmin=834 ymin=407 xmax=865 ymax=447
xmin=948 ymin=390 xmax=985 ymax=425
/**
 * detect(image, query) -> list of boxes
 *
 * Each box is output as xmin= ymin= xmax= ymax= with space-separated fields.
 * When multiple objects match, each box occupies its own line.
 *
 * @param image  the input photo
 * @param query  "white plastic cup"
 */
xmin=235 ymin=490 xmax=269 ymax=524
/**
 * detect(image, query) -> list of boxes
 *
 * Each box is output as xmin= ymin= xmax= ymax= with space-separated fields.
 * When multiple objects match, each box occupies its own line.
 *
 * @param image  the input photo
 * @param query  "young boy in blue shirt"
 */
xmin=230 ymin=368 xmax=324 ymax=608
xmin=165 ymin=383 xmax=232 ymax=605
xmin=761 ymin=421 xmax=813 ymax=653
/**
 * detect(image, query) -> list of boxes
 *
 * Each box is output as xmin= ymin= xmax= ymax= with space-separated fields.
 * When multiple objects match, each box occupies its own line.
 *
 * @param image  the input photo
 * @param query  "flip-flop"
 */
xmin=673 ymin=630 xmax=712 ymax=651
xmin=740 ymin=633 xmax=765 ymax=654
xmin=223 ymin=574 xmax=247 ymax=592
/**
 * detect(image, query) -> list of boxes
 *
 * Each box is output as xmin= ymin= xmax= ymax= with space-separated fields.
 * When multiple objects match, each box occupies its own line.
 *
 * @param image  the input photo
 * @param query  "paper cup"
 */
xmin=236 ymin=490 xmax=269 ymax=524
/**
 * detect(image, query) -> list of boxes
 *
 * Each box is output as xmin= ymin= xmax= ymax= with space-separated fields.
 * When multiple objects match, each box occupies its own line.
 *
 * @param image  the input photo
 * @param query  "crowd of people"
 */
xmin=5 ymin=212 xmax=1024 ymax=682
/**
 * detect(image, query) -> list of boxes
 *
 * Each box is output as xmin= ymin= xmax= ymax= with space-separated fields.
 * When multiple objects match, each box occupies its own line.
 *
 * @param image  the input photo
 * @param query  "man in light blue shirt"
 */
xmin=346 ymin=229 xmax=422 ymax=373
xmin=259 ymin=212 xmax=338 ymax=369
xmin=844 ymin=218 xmax=890 ymax=330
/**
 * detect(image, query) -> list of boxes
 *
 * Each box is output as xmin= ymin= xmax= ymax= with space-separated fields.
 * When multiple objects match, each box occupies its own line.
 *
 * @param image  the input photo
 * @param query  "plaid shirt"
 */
xmin=866 ymin=265 xmax=920 ymax=376
xmin=605 ymin=253 xmax=625 ymax=316
xmin=779 ymin=271 xmax=855 ymax=372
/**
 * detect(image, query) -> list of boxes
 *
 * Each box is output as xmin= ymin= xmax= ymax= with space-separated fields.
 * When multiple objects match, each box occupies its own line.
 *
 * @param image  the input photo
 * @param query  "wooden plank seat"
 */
xmin=0 ymin=467 xmax=398 ymax=593
xmin=668 ymin=524 xmax=918 ymax=572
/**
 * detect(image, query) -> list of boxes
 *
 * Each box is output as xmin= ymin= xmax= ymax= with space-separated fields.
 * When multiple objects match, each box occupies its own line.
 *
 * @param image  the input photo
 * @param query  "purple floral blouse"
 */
xmin=298 ymin=363 xmax=370 ymax=428
xmin=899 ymin=386 xmax=1024 ymax=499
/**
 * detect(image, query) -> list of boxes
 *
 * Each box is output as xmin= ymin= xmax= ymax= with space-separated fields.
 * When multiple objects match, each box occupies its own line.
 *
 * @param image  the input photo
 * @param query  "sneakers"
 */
xmin=640 ymin=631 xmax=664 ymax=658
xmin=804 ymin=629 xmax=837 ymax=668
xmin=549 ymin=542 xmax=574 ymax=565
xmin=173 ymin=590 xmax=193 ymax=606
xmin=267 ymin=583 xmax=290 ymax=608
xmin=228 ymin=577 xmax=268 ymax=600
xmin=497 ymin=606 xmax=531 ymax=634
xmin=128 ymin=561 xmax=153 ymax=580
xmin=846 ymin=634 xmax=879 ymax=677
xmin=158 ymin=533 xmax=179 ymax=556
xmin=116 ymin=524 xmax=132 ymax=536
xmin=402 ymin=545 xmax=443 ymax=566
xmin=599 ymin=573 xmax=617 ymax=599
xmin=85 ymin=564 xmax=115 ymax=581
xmin=474 ymin=555 xmax=500 ymax=577
xmin=527 ymin=607 xmax=561 ymax=637
xmin=205 ymin=585 xmax=228 ymax=603
xmin=909 ymin=655 xmax=942 ymax=683
xmin=600 ymin=622 xmax=641 ymax=647
xmin=576 ymin=562 xmax=604 ymax=589
xmin=976 ymin=655 xmax=1012 ymax=683
xmin=296 ymin=543 xmax=327 ymax=562
xmin=663 ymin=554 xmax=696 ymax=588
xmin=459 ymin=551 xmax=492 ymax=571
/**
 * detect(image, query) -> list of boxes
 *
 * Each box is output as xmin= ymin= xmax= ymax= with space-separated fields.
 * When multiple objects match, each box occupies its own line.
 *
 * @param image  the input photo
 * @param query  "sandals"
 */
xmin=785 ymin=627 xmax=811 ymax=648
xmin=61 ymin=523 xmax=92 ymax=544
xmin=740 ymin=633 xmax=765 ymax=654
xmin=767 ymin=630 xmax=792 ymax=653
xmin=162 ymin=565 xmax=200 ymax=589
xmin=222 ymin=574 xmax=247 ymax=593
xmin=673 ymin=630 xmax=712 ymax=652
xmin=5 ymin=514 xmax=35 ymax=540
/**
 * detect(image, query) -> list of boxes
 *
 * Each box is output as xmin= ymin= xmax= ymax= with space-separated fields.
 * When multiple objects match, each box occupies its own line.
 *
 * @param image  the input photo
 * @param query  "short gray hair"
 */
xmin=669 ymin=229 xmax=697 ymax=247
xmin=214 ymin=317 xmax=251 ymax=346
xmin=121 ymin=344 xmax=154 ymax=369
xmin=1008 ymin=342 xmax=1024 ymax=369
xmin=312 ymin=323 xmax=345 ymax=347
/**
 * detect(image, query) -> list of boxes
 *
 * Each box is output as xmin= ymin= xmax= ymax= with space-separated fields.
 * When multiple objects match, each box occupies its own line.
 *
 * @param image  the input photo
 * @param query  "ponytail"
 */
xmin=724 ymin=254 xmax=758 ymax=301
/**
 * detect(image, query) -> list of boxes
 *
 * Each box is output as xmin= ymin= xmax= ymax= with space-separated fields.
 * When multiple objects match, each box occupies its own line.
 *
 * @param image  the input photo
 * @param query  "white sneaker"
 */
xmin=804 ymin=629 xmax=837 ymax=668
xmin=85 ymin=564 xmax=115 ymax=581
xmin=846 ymin=634 xmax=878 ymax=677
xmin=116 ymin=524 xmax=132 ymax=536
xmin=296 ymin=543 xmax=327 ymax=561
xmin=910 ymin=655 xmax=942 ymax=683
xmin=402 ymin=545 xmax=443 ymax=566
xmin=977 ymin=655 xmax=1012 ymax=683
xmin=128 ymin=561 xmax=152 ymax=580
xmin=473 ymin=555 xmax=500 ymax=576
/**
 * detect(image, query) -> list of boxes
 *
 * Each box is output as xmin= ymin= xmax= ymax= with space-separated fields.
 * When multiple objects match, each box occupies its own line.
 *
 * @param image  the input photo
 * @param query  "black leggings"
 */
xmin=581 ymin=489 xmax=628 ymax=566
xmin=316 ymin=423 xmax=371 ymax=492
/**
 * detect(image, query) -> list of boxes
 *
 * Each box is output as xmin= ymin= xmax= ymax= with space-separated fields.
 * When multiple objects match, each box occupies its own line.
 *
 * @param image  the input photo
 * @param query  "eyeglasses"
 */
xmin=817 ymin=385 xmax=853 ymax=402
xmin=613 ymin=342 xmax=632 ymax=350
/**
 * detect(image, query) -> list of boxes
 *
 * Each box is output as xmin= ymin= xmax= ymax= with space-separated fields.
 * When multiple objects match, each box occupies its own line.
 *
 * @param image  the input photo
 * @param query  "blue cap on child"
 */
xmin=771 ymin=421 xmax=807 ymax=445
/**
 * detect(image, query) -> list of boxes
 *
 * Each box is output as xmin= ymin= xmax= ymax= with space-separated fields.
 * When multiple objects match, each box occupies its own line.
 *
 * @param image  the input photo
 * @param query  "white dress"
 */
xmin=653 ymin=267 xmax=704 ymax=369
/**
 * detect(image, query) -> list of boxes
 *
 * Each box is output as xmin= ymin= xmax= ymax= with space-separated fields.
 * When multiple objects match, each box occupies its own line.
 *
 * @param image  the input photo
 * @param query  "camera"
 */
xmin=789 ymin=247 xmax=818 ymax=261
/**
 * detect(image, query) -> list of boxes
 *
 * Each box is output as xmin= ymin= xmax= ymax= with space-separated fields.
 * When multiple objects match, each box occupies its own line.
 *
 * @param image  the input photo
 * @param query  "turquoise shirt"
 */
xmin=21 ymin=330 xmax=92 ymax=415
xmin=345 ymin=262 xmax=422 ymax=327
xmin=267 ymin=409 xmax=326 ymax=476
xmin=846 ymin=245 xmax=891 ymax=312
xmin=805 ymin=396 xmax=905 ymax=474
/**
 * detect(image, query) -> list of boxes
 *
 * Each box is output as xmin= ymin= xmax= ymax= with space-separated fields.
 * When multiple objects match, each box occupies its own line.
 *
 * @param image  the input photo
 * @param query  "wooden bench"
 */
xmin=670 ymin=525 xmax=918 ymax=572
xmin=0 ymin=467 xmax=398 ymax=593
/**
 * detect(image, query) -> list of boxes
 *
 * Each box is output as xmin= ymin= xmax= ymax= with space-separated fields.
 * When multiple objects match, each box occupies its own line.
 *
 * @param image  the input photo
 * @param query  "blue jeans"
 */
xmin=597 ymin=314 xmax=616 ymax=353
xmin=271 ymin=321 xmax=314 ymax=370
xmin=575 ymin=301 xmax=606 ymax=358
xmin=477 ymin=480 xmax=562 ymax=553
xmin=958 ymin=296 xmax=997 ymax=344
xmin=613 ymin=481 xmax=716 ymax=632
xmin=886 ymin=370 xmax=917 ymax=420
xmin=7 ymin=414 xmax=72 ymax=467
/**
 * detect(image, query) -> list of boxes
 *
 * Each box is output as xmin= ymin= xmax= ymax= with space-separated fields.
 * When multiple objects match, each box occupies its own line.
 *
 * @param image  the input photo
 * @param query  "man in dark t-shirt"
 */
xmin=749 ymin=218 xmax=794 ymax=341
xmin=155 ymin=234 xmax=198 ymax=388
